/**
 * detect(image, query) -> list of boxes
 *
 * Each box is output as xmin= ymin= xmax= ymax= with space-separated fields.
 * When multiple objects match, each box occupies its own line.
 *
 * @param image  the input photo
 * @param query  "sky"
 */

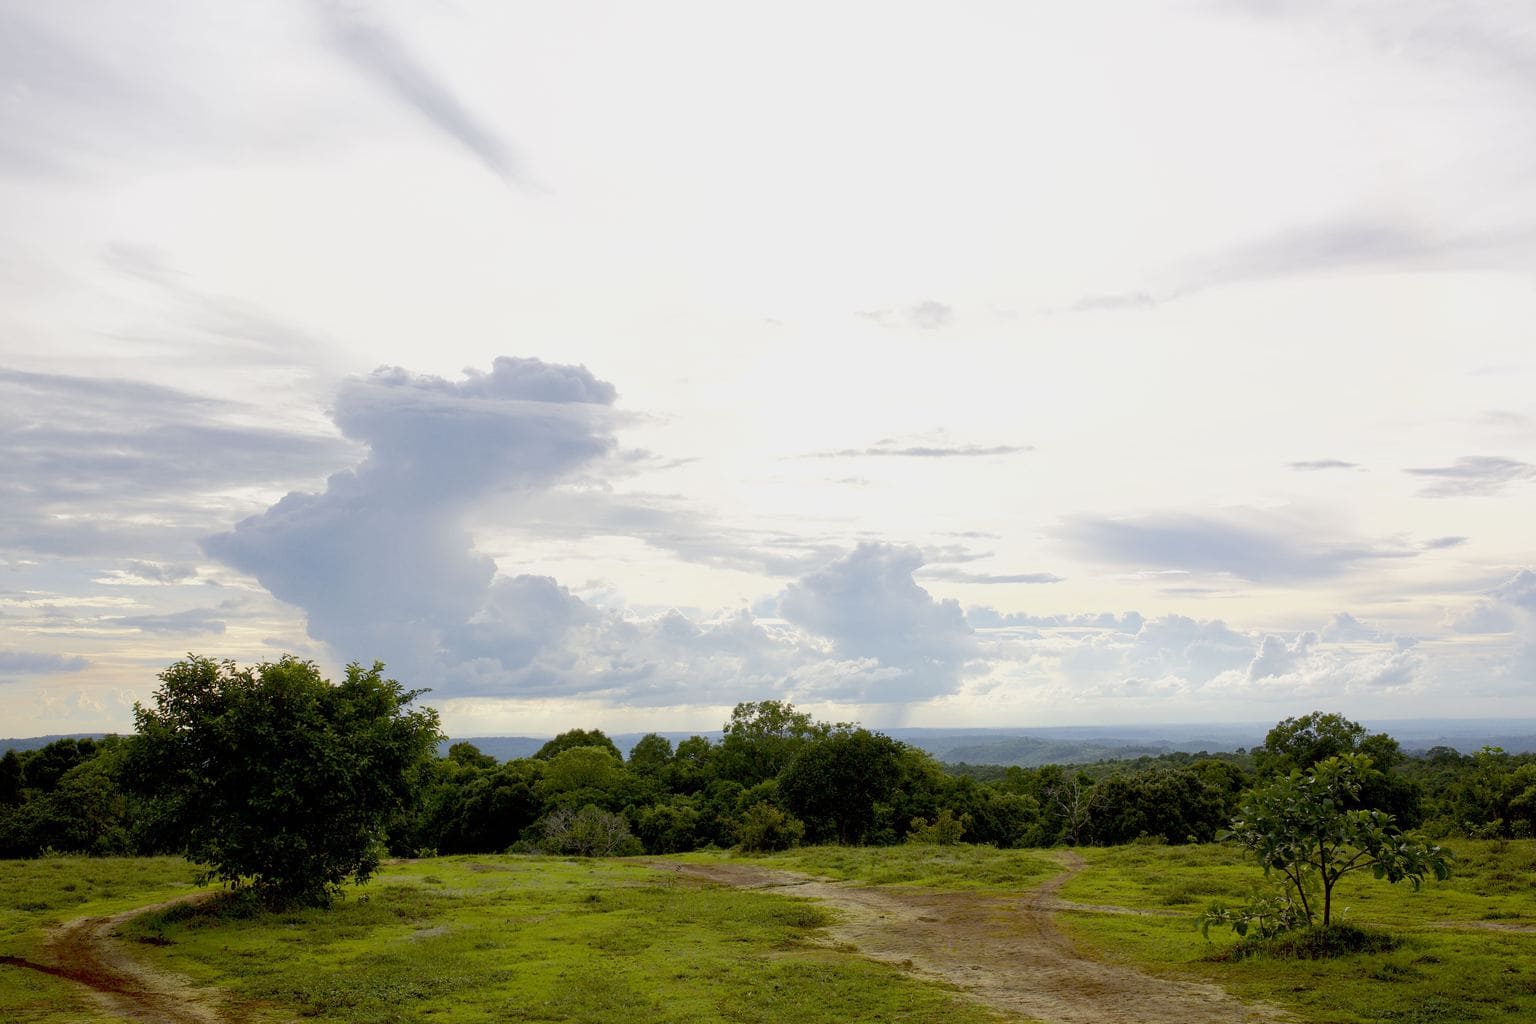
xmin=3 ymin=0 xmax=1535 ymax=739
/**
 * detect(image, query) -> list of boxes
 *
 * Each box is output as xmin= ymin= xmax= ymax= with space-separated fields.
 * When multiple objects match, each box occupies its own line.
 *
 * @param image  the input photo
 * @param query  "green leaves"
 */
xmin=1219 ymin=753 xmax=1451 ymax=929
xmin=129 ymin=655 xmax=442 ymax=907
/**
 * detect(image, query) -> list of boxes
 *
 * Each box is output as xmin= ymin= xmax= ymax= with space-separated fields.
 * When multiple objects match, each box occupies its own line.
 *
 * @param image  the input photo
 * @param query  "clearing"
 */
xmin=666 ymin=852 xmax=1288 ymax=1024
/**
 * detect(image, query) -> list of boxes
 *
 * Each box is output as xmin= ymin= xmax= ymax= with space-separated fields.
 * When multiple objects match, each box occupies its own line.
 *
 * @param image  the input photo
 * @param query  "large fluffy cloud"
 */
xmin=207 ymin=377 xmax=992 ymax=706
xmin=776 ymin=544 xmax=978 ymax=700
xmin=206 ymin=358 xmax=618 ymax=682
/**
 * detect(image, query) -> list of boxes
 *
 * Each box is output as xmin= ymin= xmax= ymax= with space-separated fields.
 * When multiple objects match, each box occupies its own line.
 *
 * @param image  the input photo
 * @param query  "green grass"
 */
xmin=0 ymin=855 xmax=202 ymax=1024
xmin=9 ymin=840 xmax=1531 ymax=1024
xmin=120 ymin=856 xmax=1012 ymax=1024
xmin=746 ymin=842 xmax=1063 ymax=890
xmin=1054 ymin=839 xmax=1536 ymax=1024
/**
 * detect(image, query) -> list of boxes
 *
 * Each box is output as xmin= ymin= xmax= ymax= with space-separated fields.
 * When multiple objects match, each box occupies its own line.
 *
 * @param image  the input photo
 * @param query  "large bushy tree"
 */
xmin=128 ymin=655 xmax=442 ymax=906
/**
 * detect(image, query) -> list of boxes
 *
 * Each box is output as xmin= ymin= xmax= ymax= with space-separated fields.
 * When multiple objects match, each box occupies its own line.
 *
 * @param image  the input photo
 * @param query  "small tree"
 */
xmin=734 ymin=801 xmax=805 ymax=852
xmin=907 ymin=808 xmax=968 ymax=846
xmin=539 ymin=804 xmax=641 ymax=856
xmin=128 ymin=655 xmax=442 ymax=906
xmin=1218 ymin=753 xmax=1450 ymax=930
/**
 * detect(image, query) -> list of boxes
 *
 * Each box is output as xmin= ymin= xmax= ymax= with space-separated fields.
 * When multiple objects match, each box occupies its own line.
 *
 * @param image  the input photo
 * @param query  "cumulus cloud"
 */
xmin=1319 ymin=612 xmax=1385 ymax=643
xmin=207 ymin=358 xmax=618 ymax=680
xmin=1492 ymin=569 xmax=1536 ymax=609
xmin=1406 ymin=456 xmax=1536 ymax=497
xmin=777 ymin=544 xmax=978 ymax=700
xmin=1248 ymin=631 xmax=1318 ymax=680
xmin=1447 ymin=601 xmax=1514 ymax=635
xmin=968 ymin=607 xmax=1433 ymax=709
xmin=1057 ymin=511 xmax=1415 ymax=583
xmin=968 ymin=609 xmax=1146 ymax=633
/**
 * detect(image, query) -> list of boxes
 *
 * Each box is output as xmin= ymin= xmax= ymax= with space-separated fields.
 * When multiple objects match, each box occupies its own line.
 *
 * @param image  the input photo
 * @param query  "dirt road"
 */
xmin=664 ymin=854 xmax=1293 ymax=1024
xmin=2 ymin=893 xmax=233 ymax=1024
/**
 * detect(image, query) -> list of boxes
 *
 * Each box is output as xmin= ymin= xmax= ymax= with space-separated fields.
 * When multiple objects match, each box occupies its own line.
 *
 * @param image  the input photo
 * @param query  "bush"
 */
xmin=1211 ymin=924 xmax=1400 ymax=961
xmin=907 ymin=808 xmax=968 ymax=846
xmin=734 ymin=801 xmax=805 ymax=852
xmin=538 ymin=805 xmax=642 ymax=856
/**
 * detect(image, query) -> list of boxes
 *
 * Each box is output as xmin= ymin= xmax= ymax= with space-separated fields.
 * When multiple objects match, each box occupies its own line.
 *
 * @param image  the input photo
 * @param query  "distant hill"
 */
xmin=1 ymin=733 xmax=110 ymax=754
xmin=15 ymin=718 xmax=1536 ymax=764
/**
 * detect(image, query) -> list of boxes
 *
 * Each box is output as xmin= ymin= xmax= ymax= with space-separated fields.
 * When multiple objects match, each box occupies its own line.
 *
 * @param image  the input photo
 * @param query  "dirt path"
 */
xmin=661 ymin=853 xmax=1292 ymax=1024
xmin=1 ymin=892 xmax=237 ymax=1024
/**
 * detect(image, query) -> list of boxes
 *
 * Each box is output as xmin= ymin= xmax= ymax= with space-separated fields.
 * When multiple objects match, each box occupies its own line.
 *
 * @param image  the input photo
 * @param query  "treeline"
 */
xmin=4 ymin=704 xmax=1534 ymax=860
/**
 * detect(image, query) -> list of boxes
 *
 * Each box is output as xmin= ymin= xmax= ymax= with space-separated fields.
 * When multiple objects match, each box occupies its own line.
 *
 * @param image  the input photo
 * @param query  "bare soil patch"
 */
xmin=661 ymin=853 xmax=1292 ymax=1024
xmin=5 ymin=892 xmax=244 ymax=1024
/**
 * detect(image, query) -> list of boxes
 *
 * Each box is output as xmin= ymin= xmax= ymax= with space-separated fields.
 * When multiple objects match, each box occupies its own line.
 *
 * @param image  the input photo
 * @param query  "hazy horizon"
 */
xmin=3 ymin=2 xmax=1534 ymax=738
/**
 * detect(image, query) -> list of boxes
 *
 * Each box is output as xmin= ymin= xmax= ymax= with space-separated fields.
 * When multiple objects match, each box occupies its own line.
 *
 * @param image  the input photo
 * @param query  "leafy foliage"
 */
xmin=734 ymin=800 xmax=806 ymax=852
xmin=1219 ymin=752 xmax=1451 ymax=928
xmin=907 ymin=808 xmax=968 ymax=845
xmin=539 ymin=803 xmax=643 ymax=856
xmin=779 ymin=727 xmax=904 ymax=844
xmin=127 ymin=655 xmax=442 ymax=905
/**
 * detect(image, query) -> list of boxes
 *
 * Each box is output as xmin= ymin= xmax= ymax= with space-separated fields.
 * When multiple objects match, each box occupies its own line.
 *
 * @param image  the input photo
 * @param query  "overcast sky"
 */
xmin=4 ymin=0 xmax=1535 ymax=738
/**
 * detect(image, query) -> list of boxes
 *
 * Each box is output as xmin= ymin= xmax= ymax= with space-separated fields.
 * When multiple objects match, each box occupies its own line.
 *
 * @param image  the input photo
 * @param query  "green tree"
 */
xmin=1220 ymin=753 xmax=1450 ymax=928
xmin=538 ymin=804 xmax=641 ymax=856
xmin=436 ymin=759 xmax=543 ymax=853
xmin=1257 ymin=711 xmax=1420 ymax=824
xmin=446 ymin=741 xmax=497 ymax=770
xmin=717 ymin=701 xmax=829 ymax=787
xmin=778 ymin=728 xmax=903 ymax=844
xmin=533 ymin=745 xmax=631 ymax=810
xmin=0 ymin=750 xmax=23 ymax=806
xmin=734 ymin=800 xmax=805 ymax=852
xmin=626 ymin=733 xmax=674 ymax=778
xmin=1256 ymin=711 xmax=1402 ymax=775
xmin=128 ymin=655 xmax=442 ymax=906
xmin=534 ymin=728 xmax=621 ymax=762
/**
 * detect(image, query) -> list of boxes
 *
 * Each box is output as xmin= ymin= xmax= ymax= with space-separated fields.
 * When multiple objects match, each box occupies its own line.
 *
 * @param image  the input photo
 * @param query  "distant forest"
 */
xmin=4 ymin=700 xmax=1534 ymax=862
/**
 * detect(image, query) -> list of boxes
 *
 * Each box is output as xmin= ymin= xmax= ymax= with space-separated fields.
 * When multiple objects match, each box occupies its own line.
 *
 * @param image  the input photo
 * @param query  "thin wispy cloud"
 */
xmin=1288 ymin=459 xmax=1359 ymax=471
xmin=803 ymin=442 xmax=1032 ymax=459
xmin=919 ymin=568 xmax=1065 ymax=585
xmin=112 ymin=608 xmax=227 ymax=636
xmin=1067 ymin=291 xmax=1158 ymax=313
xmin=858 ymin=300 xmax=954 ymax=330
xmin=1406 ymin=456 xmax=1536 ymax=497
xmin=318 ymin=4 xmax=522 ymax=183
xmin=1057 ymin=512 xmax=1418 ymax=583
xmin=0 ymin=651 xmax=89 ymax=677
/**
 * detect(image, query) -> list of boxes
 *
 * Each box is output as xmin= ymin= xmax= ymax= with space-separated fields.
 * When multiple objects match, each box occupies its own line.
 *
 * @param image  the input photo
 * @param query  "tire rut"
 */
xmin=661 ymin=853 xmax=1293 ymax=1024
xmin=4 ymin=892 xmax=238 ymax=1024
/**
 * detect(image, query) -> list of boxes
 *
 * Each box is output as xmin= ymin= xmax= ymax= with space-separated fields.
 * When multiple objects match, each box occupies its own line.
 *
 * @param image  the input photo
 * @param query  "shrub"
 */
xmin=1211 ymin=924 xmax=1400 ymax=961
xmin=907 ymin=808 xmax=969 ymax=846
xmin=539 ymin=805 xmax=642 ymax=857
xmin=734 ymin=801 xmax=805 ymax=852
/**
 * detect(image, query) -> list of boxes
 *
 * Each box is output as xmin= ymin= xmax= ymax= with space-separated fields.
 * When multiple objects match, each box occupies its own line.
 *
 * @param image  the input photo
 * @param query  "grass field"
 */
xmin=1054 ymin=838 xmax=1536 ymax=1024
xmin=0 ymin=855 xmax=202 ymax=1024
xmin=750 ymin=841 xmax=1062 ymax=889
xmin=3 ymin=841 xmax=1533 ymax=1024
xmin=119 ymin=855 xmax=1010 ymax=1024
